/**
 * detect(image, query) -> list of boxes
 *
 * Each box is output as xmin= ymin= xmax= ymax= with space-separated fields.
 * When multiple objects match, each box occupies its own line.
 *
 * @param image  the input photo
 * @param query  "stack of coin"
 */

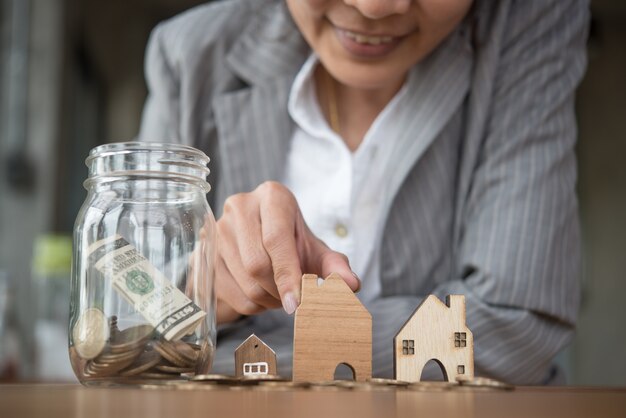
xmin=456 ymin=376 xmax=514 ymax=391
xmin=257 ymin=380 xmax=312 ymax=391
xmin=108 ymin=315 xmax=119 ymax=340
xmin=190 ymin=374 xmax=241 ymax=385
xmin=163 ymin=375 xmax=516 ymax=392
xmin=71 ymin=309 xmax=207 ymax=382
xmin=86 ymin=323 xmax=155 ymax=378
xmin=366 ymin=378 xmax=410 ymax=388
xmin=189 ymin=374 xmax=288 ymax=390
xmin=239 ymin=374 xmax=287 ymax=385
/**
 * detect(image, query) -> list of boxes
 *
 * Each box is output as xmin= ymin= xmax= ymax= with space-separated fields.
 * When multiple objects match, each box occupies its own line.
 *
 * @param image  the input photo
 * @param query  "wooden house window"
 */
xmin=402 ymin=339 xmax=414 ymax=355
xmin=243 ymin=362 xmax=269 ymax=376
xmin=454 ymin=332 xmax=467 ymax=347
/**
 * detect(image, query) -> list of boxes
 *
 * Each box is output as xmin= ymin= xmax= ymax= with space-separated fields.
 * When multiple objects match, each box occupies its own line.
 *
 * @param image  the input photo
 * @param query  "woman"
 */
xmin=139 ymin=0 xmax=589 ymax=384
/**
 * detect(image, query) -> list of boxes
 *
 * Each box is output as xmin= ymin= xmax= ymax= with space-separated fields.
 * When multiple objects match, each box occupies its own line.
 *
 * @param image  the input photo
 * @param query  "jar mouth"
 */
xmin=84 ymin=142 xmax=211 ymax=192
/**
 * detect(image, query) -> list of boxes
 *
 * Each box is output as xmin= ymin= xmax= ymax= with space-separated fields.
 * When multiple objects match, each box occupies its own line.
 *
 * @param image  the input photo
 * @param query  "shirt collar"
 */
xmin=288 ymin=54 xmax=333 ymax=141
xmin=288 ymin=54 xmax=418 ymax=148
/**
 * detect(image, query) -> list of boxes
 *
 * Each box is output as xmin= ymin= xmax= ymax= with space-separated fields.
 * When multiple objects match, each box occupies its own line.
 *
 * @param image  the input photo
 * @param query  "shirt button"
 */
xmin=334 ymin=223 xmax=348 ymax=238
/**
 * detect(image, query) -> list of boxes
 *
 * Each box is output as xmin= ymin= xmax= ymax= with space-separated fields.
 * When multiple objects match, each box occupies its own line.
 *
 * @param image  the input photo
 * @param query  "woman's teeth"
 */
xmin=344 ymin=30 xmax=395 ymax=45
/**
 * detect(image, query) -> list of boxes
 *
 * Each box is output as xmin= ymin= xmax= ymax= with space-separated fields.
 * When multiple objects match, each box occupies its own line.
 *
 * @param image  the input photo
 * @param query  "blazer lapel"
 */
xmin=381 ymin=27 xmax=473 ymax=212
xmin=212 ymin=2 xmax=309 ymax=207
xmin=378 ymin=28 xmax=473 ymax=296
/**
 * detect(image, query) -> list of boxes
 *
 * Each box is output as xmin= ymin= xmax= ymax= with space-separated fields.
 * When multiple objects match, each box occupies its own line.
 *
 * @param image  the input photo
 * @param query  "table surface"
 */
xmin=1 ymin=384 xmax=625 ymax=418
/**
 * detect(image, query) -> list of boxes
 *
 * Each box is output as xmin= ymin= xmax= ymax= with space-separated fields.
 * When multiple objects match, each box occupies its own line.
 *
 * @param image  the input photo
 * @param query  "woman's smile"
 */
xmin=333 ymin=23 xmax=412 ymax=59
xmin=286 ymin=0 xmax=473 ymax=90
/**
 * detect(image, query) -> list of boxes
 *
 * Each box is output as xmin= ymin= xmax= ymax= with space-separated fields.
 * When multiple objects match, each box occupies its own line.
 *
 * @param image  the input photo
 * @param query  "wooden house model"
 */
xmin=234 ymin=334 xmax=277 ymax=377
xmin=293 ymin=273 xmax=372 ymax=381
xmin=394 ymin=294 xmax=474 ymax=382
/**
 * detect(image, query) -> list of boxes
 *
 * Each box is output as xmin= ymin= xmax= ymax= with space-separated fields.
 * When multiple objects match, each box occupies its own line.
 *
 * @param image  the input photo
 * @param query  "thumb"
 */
xmin=309 ymin=239 xmax=361 ymax=293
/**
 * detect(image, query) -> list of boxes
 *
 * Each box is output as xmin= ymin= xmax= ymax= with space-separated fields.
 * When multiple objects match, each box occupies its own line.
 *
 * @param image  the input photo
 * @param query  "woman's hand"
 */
xmin=215 ymin=181 xmax=360 ymax=324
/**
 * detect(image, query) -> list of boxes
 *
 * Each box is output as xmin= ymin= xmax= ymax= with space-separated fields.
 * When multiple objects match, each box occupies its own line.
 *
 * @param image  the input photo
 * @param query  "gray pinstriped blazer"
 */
xmin=138 ymin=0 xmax=589 ymax=384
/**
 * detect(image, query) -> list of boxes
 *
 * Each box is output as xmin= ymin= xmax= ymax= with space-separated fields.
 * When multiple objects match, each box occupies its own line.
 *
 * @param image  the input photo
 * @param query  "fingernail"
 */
xmin=352 ymin=271 xmax=361 ymax=293
xmin=283 ymin=292 xmax=299 ymax=315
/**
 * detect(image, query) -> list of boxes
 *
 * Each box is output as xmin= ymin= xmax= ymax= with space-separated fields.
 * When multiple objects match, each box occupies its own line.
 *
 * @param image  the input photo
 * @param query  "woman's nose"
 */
xmin=343 ymin=0 xmax=412 ymax=19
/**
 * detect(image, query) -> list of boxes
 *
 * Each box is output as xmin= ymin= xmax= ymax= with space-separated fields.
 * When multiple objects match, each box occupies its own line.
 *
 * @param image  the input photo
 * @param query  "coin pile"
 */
xmin=190 ymin=374 xmax=286 ymax=385
xmin=71 ymin=311 xmax=207 ymax=382
xmin=456 ymin=375 xmax=514 ymax=391
xmin=172 ymin=375 xmax=514 ymax=392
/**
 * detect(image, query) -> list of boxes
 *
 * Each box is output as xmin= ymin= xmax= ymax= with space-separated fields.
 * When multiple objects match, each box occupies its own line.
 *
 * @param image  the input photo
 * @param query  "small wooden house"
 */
xmin=394 ymin=295 xmax=474 ymax=382
xmin=234 ymin=334 xmax=277 ymax=377
xmin=293 ymin=273 xmax=372 ymax=381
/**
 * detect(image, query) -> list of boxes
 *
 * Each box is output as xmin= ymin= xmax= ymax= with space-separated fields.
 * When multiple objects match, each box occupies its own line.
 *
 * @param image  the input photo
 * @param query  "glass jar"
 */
xmin=70 ymin=142 xmax=216 ymax=386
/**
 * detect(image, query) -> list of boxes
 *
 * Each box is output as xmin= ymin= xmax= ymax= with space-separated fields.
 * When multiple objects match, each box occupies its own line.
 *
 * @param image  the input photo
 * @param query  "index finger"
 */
xmin=258 ymin=187 xmax=303 ymax=315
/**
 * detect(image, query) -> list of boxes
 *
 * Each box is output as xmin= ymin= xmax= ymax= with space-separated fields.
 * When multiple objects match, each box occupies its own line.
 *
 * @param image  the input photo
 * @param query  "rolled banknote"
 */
xmin=88 ymin=235 xmax=206 ymax=341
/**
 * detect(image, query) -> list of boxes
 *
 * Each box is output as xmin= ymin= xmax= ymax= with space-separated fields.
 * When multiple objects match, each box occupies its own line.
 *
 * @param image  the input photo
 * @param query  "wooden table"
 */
xmin=1 ymin=384 xmax=625 ymax=418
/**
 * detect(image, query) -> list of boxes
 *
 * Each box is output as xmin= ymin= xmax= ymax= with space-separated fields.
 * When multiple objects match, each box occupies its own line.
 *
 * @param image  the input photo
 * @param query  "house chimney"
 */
xmin=446 ymin=295 xmax=466 ymax=314
xmin=300 ymin=274 xmax=319 ymax=300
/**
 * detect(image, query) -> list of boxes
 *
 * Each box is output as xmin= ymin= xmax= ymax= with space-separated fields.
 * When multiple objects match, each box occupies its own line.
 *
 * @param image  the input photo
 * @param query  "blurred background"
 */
xmin=0 ymin=0 xmax=624 ymax=385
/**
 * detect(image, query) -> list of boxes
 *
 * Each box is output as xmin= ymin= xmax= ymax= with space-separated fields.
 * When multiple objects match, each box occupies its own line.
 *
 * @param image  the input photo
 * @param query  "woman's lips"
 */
xmin=335 ymin=27 xmax=405 ymax=58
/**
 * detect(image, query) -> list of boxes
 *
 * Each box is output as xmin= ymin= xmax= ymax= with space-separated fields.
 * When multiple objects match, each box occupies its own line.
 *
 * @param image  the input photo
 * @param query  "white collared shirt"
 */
xmin=283 ymin=54 xmax=415 ymax=303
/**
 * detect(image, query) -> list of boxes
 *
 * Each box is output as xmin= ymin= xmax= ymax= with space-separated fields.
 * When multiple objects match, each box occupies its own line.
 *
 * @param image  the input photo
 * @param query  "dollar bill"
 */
xmin=88 ymin=234 xmax=206 ymax=341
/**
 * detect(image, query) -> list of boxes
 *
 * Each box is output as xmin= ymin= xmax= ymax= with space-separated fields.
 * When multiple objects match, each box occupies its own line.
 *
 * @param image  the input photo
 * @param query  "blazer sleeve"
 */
xmin=369 ymin=0 xmax=589 ymax=384
xmin=137 ymin=23 xmax=182 ymax=143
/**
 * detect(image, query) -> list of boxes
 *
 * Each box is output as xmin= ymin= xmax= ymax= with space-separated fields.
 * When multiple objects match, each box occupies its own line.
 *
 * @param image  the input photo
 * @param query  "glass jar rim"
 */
xmin=84 ymin=141 xmax=211 ymax=192
xmin=86 ymin=142 xmax=210 ymax=163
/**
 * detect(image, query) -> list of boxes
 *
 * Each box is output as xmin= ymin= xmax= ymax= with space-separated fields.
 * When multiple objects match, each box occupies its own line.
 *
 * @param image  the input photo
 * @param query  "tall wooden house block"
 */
xmin=394 ymin=295 xmax=474 ymax=382
xmin=293 ymin=273 xmax=372 ymax=381
xmin=234 ymin=334 xmax=277 ymax=377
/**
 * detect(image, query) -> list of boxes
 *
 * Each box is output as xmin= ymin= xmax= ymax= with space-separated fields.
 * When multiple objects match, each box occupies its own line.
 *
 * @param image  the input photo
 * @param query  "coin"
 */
xmin=257 ymin=380 xmax=312 ymax=391
xmin=153 ymin=340 xmax=192 ymax=368
xmin=69 ymin=346 xmax=89 ymax=378
xmin=333 ymin=380 xmax=375 ymax=390
xmin=109 ymin=315 xmax=119 ymax=339
xmin=85 ymin=362 xmax=119 ymax=377
xmin=186 ymin=343 xmax=202 ymax=351
xmin=457 ymin=376 xmax=514 ymax=391
xmin=88 ymin=353 xmax=141 ymax=376
xmin=307 ymin=380 xmax=343 ymax=391
xmin=172 ymin=382 xmax=223 ymax=391
xmin=109 ymin=324 xmax=154 ymax=354
xmin=367 ymin=377 xmax=410 ymax=387
xmin=172 ymin=341 xmax=199 ymax=363
xmin=120 ymin=351 xmax=162 ymax=377
xmin=195 ymin=341 xmax=214 ymax=373
xmin=73 ymin=308 xmax=109 ymax=360
xmin=190 ymin=374 xmax=240 ymax=384
xmin=156 ymin=364 xmax=195 ymax=374
xmin=138 ymin=384 xmax=165 ymax=390
xmin=309 ymin=385 xmax=341 ymax=392
xmin=96 ymin=347 xmax=144 ymax=364
xmin=240 ymin=374 xmax=287 ymax=383
xmin=162 ymin=380 xmax=196 ymax=387
xmin=309 ymin=380 xmax=336 ymax=386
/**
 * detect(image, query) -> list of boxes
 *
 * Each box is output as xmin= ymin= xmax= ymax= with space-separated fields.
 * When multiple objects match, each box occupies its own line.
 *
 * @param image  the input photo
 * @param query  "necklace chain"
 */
xmin=324 ymin=69 xmax=341 ymax=135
